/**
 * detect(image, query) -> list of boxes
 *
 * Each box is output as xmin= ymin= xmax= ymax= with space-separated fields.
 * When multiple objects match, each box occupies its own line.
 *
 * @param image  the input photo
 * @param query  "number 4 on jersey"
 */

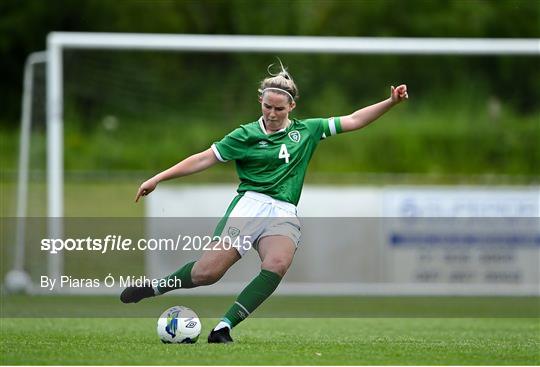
xmin=279 ymin=144 xmax=290 ymax=163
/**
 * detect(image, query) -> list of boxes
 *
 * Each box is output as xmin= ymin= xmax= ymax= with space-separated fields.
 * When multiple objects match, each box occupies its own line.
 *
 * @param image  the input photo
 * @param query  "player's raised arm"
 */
xmin=135 ymin=148 xmax=219 ymax=202
xmin=340 ymin=84 xmax=408 ymax=133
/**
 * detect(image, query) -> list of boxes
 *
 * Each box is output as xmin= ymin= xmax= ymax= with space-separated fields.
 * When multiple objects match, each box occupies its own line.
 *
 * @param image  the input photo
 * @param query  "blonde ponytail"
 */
xmin=258 ymin=59 xmax=298 ymax=102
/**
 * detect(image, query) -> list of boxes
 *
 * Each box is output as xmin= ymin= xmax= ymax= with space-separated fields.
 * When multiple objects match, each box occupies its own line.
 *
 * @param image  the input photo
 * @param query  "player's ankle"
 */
xmin=213 ymin=320 xmax=231 ymax=331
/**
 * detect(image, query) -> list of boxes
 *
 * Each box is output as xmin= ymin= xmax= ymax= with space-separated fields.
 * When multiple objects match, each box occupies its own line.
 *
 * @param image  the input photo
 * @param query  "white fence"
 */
xmin=146 ymin=185 xmax=540 ymax=295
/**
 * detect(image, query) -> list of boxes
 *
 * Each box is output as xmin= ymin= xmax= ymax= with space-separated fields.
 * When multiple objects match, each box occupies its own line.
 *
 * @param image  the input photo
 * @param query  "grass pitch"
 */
xmin=1 ymin=296 xmax=539 ymax=365
xmin=1 ymin=318 xmax=539 ymax=365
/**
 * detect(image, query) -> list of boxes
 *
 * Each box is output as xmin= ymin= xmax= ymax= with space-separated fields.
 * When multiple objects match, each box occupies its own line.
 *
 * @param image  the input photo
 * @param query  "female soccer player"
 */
xmin=121 ymin=62 xmax=408 ymax=343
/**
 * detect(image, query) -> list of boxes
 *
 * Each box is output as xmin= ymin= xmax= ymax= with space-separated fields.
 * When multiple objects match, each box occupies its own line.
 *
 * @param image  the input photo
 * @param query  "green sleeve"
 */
xmin=321 ymin=116 xmax=342 ymax=138
xmin=305 ymin=117 xmax=342 ymax=141
xmin=211 ymin=127 xmax=247 ymax=162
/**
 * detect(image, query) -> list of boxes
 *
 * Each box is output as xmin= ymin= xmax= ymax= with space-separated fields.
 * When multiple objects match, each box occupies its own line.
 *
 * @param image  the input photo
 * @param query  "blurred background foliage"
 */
xmin=0 ymin=0 xmax=539 ymax=179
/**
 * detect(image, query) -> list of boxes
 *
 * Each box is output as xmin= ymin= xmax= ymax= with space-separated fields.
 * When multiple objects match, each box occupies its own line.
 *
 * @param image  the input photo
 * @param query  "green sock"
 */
xmin=222 ymin=269 xmax=282 ymax=328
xmin=157 ymin=261 xmax=196 ymax=294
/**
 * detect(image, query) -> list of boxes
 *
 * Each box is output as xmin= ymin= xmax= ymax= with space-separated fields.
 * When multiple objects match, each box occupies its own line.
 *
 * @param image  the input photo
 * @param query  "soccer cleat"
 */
xmin=208 ymin=327 xmax=233 ymax=343
xmin=120 ymin=283 xmax=155 ymax=303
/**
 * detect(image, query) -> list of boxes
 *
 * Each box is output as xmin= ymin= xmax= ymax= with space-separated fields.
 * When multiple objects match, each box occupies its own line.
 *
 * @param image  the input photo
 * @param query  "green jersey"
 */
xmin=212 ymin=117 xmax=342 ymax=205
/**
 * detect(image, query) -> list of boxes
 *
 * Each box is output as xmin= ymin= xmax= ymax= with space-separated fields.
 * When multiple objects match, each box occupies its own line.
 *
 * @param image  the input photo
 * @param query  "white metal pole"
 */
xmin=5 ymin=51 xmax=48 ymax=293
xmin=14 ymin=51 xmax=47 ymax=271
xmin=48 ymin=33 xmax=540 ymax=55
xmin=46 ymin=38 xmax=63 ymax=282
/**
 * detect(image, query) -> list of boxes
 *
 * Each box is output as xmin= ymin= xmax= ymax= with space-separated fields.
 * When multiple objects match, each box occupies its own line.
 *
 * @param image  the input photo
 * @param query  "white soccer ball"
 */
xmin=157 ymin=306 xmax=202 ymax=344
xmin=5 ymin=270 xmax=31 ymax=293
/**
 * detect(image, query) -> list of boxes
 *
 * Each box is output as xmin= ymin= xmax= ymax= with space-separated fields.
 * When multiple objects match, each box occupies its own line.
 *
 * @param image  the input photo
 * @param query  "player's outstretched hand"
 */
xmin=390 ymin=84 xmax=408 ymax=104
xmin=135 ymin=178 xmax=158 ymax=202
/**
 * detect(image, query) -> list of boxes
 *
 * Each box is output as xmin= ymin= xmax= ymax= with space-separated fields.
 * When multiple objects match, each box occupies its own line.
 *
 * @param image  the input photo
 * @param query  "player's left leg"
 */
xmin=208 ymin=235 xmax=295 ymax=343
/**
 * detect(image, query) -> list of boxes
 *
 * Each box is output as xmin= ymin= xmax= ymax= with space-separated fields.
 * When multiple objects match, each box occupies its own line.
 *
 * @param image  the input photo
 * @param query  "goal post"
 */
xmin=5 ymin=51 xmax=47 ymax=293
xmin=45 ymin=32 xmax=540 ymax=217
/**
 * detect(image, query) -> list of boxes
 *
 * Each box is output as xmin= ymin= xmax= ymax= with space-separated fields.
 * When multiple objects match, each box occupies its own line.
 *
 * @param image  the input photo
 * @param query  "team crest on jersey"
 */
xmin=228 ymin=226 xmax=240 ymax=237
xmin=288 ymin=130 xmax=301 ymax=143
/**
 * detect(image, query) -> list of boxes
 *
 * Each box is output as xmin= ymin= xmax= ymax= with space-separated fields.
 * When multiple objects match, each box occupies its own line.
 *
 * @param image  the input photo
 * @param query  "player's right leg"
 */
xmin=120 ymin=241 xmax=240 ymax=303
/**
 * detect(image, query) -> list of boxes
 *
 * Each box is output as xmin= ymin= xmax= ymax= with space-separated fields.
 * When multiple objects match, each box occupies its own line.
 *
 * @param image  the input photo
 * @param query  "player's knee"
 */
xmin=262 ymin=257 xmax=290 ymax=277
xmin=192 ymin=264 xmax=223 ymax=285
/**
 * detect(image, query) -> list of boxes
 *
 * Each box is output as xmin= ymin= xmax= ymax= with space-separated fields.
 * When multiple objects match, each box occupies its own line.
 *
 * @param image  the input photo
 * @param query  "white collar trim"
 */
xmin=258 ymin=117 xmax=290 ymax=135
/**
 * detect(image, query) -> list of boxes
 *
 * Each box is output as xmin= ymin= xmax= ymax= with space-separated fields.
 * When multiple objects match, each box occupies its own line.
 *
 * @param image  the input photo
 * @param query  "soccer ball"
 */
xmin=157 ymin=306 xmax=202 ymax=344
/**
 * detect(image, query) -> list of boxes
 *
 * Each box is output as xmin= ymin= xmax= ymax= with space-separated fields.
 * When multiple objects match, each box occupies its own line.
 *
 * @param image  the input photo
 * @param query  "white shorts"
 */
xmin=213 ymin=191 xmax=301 ymax=256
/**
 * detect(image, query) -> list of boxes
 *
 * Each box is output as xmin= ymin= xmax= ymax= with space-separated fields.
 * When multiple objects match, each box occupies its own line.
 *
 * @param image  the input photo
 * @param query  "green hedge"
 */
xmin=2 ymin=95 xmax=538 ymax=178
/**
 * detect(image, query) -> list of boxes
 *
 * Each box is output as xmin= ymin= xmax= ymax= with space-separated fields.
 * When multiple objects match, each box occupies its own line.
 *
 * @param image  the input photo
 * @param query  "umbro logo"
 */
xmin=237 ymin=309 xmax=247 ymax=319
xmin=185 ymin=321 xmax=198 ymax=329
